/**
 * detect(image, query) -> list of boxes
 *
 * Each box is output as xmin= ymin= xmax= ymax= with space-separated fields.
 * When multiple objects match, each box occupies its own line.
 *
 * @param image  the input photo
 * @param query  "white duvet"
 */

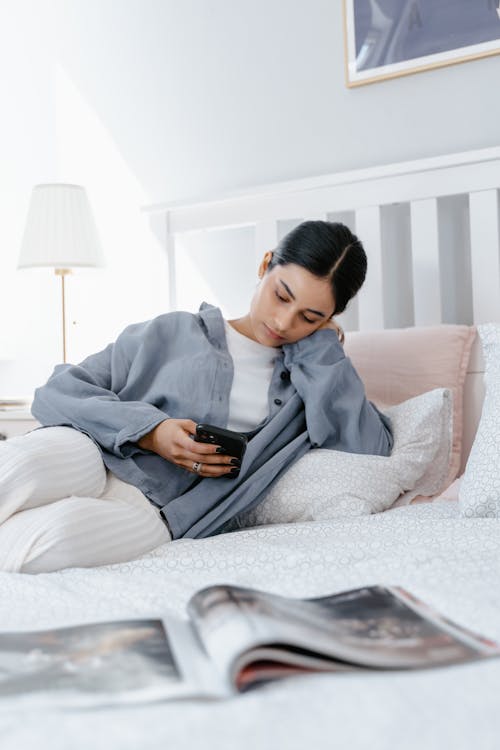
xmin=1 ymin=501 xmax=499 ymax=750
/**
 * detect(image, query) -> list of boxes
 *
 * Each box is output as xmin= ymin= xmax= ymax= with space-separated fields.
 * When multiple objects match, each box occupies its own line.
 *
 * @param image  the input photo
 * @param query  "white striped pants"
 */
xmin=0 ymin=427 xmax=171 ymax=574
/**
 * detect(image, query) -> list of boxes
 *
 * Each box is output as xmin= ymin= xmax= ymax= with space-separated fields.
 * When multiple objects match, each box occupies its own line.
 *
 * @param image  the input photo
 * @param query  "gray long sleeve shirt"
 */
xmin=31 ymin=303 xmax=393 ymax=539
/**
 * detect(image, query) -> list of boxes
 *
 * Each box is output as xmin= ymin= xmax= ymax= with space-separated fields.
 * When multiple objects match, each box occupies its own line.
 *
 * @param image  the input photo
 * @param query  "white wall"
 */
xmin=0 ymin=0 xmax=169 ymax=397
xmin=0 ymin=1 xmax=57 ymax=396
xmin=0 ymin=0 xmax=498 ymax=397
xmin=55 ymin=0 xmax=500 ymax=203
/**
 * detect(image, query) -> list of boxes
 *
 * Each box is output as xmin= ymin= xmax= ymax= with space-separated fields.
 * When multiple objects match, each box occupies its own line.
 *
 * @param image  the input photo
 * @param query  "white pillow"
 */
xmin=237 ymin=388 xmax=452 ymax=526
xmin=459 ymin=324 xmax=500 ymax=517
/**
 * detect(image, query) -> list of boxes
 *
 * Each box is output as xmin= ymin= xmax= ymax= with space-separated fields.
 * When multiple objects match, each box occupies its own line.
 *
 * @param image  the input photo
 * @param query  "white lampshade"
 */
xmin=18 ymin=183 xmax=104 ymax=269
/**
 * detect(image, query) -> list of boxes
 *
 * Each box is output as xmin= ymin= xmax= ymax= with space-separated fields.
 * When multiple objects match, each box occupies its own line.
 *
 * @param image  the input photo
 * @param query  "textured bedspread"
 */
xmin=1 ymin=501 xmax=499 ymax=750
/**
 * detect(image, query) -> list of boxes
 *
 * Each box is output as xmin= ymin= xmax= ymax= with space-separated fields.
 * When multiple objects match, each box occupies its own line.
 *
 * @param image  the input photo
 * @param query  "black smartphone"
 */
xmin=194 ymin=423 xmax=248 ymax=463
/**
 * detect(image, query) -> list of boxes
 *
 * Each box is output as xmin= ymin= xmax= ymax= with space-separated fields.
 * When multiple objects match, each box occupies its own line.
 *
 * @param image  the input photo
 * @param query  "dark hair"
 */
xmin=267 ymin=220 xmax=367 ymax=315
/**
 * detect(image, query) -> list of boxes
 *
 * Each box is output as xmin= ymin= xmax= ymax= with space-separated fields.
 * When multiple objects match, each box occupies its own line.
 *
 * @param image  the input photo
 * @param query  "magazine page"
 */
xmin=187 ymin=584 xmax=289 ymax=689
xmin=188 ymin=584 xmax=500 ymax=690
xmin=0 ymin=615 xmax=223 ymax=709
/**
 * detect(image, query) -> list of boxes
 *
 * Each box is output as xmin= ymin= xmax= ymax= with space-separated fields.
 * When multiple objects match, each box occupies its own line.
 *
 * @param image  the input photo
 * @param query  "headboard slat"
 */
xmin=410 ymin=198 xmax=441 ymax=326
xmin=469 ymin=189 xmax=500 ymax=324
xmin=354 ymin=206 xmax=384 ymax=330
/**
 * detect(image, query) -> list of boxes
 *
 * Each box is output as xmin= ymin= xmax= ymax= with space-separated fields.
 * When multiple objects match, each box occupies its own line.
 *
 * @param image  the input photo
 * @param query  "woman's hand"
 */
xmin=138 ymin=419 xmax=240 ymax=478
xmin=318 ymin=318 xmax=345 ymax=344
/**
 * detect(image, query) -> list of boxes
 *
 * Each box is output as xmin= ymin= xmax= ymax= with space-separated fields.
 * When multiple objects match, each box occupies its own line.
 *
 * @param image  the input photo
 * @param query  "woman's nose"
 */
xmin=273 ymin=310 xmax=293 ymax=332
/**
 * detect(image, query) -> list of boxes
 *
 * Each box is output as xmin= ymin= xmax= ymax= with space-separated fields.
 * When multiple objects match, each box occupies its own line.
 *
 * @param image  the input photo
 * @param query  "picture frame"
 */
xmin=343 ymin=0 xmax=500 ymax=87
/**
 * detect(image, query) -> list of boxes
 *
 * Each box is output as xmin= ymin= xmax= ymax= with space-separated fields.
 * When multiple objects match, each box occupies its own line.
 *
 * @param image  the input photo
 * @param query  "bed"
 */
xmin=1 ymin=146 xmax=500 ymax=749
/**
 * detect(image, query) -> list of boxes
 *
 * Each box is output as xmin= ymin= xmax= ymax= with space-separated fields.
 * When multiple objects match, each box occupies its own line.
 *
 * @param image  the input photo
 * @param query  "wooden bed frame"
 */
xmin=143 ymin=146 xmax=500 ymax=470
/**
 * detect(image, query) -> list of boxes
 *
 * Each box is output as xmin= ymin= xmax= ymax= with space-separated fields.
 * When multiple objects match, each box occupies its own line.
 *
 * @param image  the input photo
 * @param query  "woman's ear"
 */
xmin=258 ymin=251 xmax=274 ymax=279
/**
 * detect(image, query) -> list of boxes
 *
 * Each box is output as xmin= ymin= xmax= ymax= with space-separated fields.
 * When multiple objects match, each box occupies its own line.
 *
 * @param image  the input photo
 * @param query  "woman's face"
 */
xmin=246 ymin=253 xmax=336 ymax=347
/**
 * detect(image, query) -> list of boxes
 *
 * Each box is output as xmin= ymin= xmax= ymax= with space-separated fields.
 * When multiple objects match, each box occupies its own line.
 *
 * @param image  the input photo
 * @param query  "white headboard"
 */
xmin=144 ymin=146 xmax=500 ymax=468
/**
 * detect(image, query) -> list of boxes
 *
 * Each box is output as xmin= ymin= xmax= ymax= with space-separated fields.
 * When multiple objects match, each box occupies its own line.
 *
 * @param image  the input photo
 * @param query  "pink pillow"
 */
xmin=344 ymin=325 xmax=476 ymax=494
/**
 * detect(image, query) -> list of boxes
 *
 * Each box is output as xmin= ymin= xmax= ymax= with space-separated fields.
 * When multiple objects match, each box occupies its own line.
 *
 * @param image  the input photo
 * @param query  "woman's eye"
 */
xmin=274 ymin=290 xmax=316 ymax=324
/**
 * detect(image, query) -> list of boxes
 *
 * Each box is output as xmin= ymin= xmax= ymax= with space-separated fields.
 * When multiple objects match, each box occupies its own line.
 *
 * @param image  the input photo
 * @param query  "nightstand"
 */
xmin=0 ymin=410 xmax=39 ymax=441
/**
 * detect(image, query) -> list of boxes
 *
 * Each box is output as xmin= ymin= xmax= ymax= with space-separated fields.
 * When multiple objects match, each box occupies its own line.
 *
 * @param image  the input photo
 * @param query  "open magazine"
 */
xmin=0 ymin=584 xmax=498 ymax=708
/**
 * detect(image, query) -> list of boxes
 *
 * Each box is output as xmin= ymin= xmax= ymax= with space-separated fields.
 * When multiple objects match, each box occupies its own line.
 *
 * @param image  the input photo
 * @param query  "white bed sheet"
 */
xmin=1 ymin=500 xmax=499 ymax=750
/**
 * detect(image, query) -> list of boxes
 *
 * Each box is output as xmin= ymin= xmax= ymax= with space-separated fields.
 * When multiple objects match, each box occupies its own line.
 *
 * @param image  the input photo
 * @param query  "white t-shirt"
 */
xmin=224 ymin=321 xmax=278 ymax=432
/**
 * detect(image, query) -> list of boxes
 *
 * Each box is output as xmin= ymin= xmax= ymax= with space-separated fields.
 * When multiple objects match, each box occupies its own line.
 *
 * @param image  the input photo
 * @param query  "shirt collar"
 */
xmin=197 ymin=302 xmax=227 ymax=350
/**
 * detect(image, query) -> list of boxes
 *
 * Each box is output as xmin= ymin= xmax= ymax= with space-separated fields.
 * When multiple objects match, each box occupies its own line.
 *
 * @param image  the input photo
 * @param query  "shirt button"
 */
xmin=280 ymin=371 xmax=289 ymax=380
xmin=274 ymin=398 xmax=282 ymax=406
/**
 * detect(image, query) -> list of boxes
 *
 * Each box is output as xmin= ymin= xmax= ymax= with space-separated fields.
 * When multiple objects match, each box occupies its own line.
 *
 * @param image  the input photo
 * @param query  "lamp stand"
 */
xmin=54 ymin=268 xmax=72 ymax=363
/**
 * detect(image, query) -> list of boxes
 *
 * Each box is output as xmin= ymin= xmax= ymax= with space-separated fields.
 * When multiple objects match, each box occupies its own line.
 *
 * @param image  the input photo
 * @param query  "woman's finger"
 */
xmin=183 ymin=438 xmax=226 ymax=456
xmin=187 ymin=450 xmax=239 ymax=465
xmin=179 ymin=458 xmax=238 ymax=478
xmin=180 ymin=448 xmax=240 ymax=467
xmin=177 ymin=434 xmax=240 ymax=461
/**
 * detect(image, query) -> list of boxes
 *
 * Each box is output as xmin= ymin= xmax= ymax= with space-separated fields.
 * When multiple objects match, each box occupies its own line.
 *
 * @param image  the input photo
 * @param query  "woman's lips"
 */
xmin=264 ymin=324 xmax=285 ymax=341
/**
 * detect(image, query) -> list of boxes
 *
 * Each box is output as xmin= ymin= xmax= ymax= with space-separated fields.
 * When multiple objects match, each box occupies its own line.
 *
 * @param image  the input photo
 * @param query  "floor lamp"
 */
xmin=18 ymin=184 xmax=104 ymax=363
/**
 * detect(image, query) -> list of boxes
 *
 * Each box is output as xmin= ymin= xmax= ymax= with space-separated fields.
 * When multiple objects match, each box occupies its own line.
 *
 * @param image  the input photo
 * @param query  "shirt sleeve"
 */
xmin=282 ymin=328 xmax=393 ymax=456
xmin=31 ymin=321 xmax=170 ymax=458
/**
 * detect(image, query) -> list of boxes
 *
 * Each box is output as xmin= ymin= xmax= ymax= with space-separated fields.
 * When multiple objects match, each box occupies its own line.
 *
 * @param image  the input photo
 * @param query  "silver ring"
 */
xmin=192 ymin=461 xmax=202 ymax=474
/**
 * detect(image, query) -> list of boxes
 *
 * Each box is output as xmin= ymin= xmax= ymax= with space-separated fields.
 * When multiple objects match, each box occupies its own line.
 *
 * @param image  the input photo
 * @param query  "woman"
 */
xmin=0 ymin=221 xmax=392 ymax=573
